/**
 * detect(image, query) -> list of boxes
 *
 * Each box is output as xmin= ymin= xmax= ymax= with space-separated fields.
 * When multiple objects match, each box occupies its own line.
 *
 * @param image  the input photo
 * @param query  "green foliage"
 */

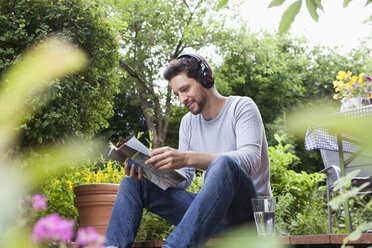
xmin=278 ymin=0 xmax=302 ymax=34
xmin=268 ymin=0 xmax=371 ymax=34
xmin=269 ymin=134 xmax=329 ymax=234
xmin=216 ymin=29 xmax=372 ymax=172
xmin=215 ymin=31 xmax=309 ymax=125
xmin=37 ymin=159 xmax=125 ymax=222
xmin=102 ymin=0 xmax=236 ymax=148
xmin=0 ymin=0 xmax=122 ymax=150
xmin=137 ymin=209 xmax=175 ymax=241
xmin=329 ymin=170 xmax=372 ymax=242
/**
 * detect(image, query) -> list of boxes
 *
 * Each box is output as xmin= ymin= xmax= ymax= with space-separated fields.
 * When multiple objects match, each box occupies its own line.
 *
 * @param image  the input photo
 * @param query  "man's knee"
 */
xmin=117 ymin=176 xmax=141 ymax=196
xmin=208 ymin=155 xmax=238 ymax=173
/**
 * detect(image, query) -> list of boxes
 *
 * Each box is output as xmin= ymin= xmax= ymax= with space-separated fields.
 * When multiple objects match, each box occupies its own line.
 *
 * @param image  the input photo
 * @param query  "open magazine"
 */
xmin=105 ymin=134 xmax=186 ymax=190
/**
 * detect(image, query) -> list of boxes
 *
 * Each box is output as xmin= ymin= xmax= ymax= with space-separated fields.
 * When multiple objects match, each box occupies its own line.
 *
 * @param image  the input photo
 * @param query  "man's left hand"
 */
xmin=145 ymin=147 xmax=186 ymax=170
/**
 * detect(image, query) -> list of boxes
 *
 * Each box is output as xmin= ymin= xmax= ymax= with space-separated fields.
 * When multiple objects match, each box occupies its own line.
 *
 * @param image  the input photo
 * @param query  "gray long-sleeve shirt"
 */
xmin=175 ymin=96 xmax=272 ymax=196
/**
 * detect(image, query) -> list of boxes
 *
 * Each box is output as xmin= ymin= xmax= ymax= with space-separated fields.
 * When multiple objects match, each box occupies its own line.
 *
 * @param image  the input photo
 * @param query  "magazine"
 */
xmin=105 ymin=134 xmax=186 ymax=190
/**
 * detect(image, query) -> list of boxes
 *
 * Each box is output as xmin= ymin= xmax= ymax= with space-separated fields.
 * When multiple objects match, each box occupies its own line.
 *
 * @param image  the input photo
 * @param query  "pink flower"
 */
xmin=76 ymin=227 xmax=105 ymax=248
xmin=32 ymin=214 xmax=74 ymax=244
xmin=32 ymin=194 xmax=48 ymax=211
xmin=365 ymin=76 xmax=372 ymax=81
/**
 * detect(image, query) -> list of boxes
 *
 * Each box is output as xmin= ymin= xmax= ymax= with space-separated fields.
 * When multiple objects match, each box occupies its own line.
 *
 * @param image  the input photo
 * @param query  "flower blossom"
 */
xmin=76 ymin=227 xmax=105 ymax=248
xmin=32 ymin=214 xmax=74 ymax=244
xmin=32 ymin=194 xmax=48 ymax=212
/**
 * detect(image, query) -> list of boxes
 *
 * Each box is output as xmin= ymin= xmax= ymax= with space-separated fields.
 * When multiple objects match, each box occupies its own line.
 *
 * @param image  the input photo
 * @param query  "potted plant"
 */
xmin=73 ymin=161 xmax=124 ymax=236
xmin=332 ymin=71 xmax=372 ymax=111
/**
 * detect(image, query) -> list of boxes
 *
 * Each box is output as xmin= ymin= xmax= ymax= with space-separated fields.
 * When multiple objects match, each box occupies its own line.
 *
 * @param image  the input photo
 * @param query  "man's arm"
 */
xmin=145 ymin=147 xmax=219 ymax=171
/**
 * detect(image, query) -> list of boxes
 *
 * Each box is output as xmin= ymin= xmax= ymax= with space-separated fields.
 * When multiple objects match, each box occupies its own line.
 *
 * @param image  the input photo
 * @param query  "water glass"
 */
xmin=251 ymin=196 xmax=276 ymax=236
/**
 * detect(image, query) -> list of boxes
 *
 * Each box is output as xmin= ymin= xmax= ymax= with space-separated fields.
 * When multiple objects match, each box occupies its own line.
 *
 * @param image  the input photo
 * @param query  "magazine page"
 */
xmin=125 ymin=136 xmax=151 ymax=156
xmin=105 ymin=135 xmax=186 ymax=190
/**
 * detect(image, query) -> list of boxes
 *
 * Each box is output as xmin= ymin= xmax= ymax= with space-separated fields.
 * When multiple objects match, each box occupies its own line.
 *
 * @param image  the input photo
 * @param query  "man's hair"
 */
xmin=163 ymin=54 xmax=213 ymax=83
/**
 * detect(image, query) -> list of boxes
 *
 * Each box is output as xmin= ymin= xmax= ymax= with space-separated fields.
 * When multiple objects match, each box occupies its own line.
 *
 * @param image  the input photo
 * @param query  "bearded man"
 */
xmin=104 ymin=53 xmax=272 ymax=248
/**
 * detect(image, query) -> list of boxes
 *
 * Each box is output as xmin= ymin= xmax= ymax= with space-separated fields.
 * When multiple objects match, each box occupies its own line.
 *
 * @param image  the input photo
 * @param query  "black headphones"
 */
xmin=176 ymin=53 xmax=214 ymax=88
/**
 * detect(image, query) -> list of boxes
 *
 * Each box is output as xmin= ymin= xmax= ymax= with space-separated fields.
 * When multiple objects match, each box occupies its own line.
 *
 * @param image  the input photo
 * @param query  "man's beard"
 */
xmin=188 ymin=91 xmax=207 ymax=115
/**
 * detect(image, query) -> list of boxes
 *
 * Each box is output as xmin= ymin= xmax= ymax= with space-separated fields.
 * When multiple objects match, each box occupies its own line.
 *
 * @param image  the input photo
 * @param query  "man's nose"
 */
xmin=179 ymin=93 xmax=187 ymax=104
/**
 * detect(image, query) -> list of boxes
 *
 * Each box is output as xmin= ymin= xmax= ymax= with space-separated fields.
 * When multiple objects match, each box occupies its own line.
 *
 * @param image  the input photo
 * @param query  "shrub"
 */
xmin=37 ymin=159 xmax=125 ymax=222
xmin=270 ymin=134 xmax=329 ymax=235
xmin=0 ymin=0 xmax=122 ymax=151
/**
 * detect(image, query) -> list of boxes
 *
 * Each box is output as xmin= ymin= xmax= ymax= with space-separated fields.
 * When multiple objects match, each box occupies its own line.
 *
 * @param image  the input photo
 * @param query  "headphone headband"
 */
xmin=176 ymin=53 xmax=214 ymax=88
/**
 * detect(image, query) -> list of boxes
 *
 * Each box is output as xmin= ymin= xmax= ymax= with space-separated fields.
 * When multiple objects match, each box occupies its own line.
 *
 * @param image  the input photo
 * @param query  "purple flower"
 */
xmin=32 ymin=214 xmax=74 ymax=244
xmin=352 ymin=83 xmax=359 ymax=89
xmin=32 ymin=194 xmax=48 ymax=212
xmin=367 ymin=88 xmax=372 ymax=92
xmin=76 ymin=227 xmax=105 ymax=248
xmin=365 ymin=76 xmax=372 ymax=81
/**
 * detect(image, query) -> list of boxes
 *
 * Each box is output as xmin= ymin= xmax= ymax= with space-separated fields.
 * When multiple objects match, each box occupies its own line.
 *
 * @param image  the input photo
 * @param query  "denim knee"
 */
xmin=117 ymin=176 xmax=141 ymax=197
xmin=207 ymin=155 xmax=238 ymax=173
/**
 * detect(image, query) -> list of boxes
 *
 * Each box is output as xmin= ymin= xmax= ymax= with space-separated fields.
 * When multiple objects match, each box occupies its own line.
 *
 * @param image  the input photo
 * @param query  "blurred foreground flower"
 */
xmin=32 ymin=214 xmax=74 ymax=244
xmin=31 ymin=194 xmax=48 ymax=212
xmin=76 ymin=227 xmax=105 ymax=248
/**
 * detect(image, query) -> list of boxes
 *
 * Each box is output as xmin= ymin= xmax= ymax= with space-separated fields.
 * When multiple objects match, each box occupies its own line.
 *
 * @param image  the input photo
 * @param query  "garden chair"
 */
xmin=319 ymin=149 xmax=372 ymax=234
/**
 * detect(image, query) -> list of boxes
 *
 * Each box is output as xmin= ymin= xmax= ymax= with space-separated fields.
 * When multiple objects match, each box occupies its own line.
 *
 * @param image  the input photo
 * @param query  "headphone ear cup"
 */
xmin=201 ymin=68 xmax=214 ymax=88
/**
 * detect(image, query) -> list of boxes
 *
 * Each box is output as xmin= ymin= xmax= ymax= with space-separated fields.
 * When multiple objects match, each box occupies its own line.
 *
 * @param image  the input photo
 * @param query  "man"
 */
xmin=104 ymin=53 xmax=271 ymax=248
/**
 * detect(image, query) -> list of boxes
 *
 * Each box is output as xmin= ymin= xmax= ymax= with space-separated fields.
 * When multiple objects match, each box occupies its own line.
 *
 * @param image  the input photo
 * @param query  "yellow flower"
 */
xmin=346 ymin=71 xmax=352 ymax=78
xmin=351 ymin=76 xmax=357 ymax=82
xmin=346 ymin=81 xmax=353 ymax=88
xmin=333 ymin=94 xmax=338 ymax=100
xmin=67 ymin=180 xmax=73 ymax=191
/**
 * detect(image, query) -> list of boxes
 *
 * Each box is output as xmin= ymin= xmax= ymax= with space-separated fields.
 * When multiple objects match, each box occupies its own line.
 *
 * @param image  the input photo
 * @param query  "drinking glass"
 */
xmin=251 ymin=196 xmax=276 ymax=236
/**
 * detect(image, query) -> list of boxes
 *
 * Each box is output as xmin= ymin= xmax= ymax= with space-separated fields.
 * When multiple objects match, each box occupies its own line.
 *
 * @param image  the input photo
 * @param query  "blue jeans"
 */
xmin=104 ymin=155 xmax=258 ymax=248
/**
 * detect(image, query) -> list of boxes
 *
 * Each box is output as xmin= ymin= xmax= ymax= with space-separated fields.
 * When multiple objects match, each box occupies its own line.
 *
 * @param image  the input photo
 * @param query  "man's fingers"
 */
xmin=146 ymin=150 xmax=172 ymax=165
xmin=124 ymin=162 xmax=130 ymax=175
xmin=150 ymin=146 xmax=170 ymax=156
xmin=153 ymin=157 xmax=171 ymax=169
xmin=130 ymin=164 xmax=136 ymax=178
xmin=138 ymin=167 xmax=143 ymax=180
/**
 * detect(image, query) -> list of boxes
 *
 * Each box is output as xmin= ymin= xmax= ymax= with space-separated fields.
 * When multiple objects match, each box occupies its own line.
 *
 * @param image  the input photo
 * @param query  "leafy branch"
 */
xmin=268 ymin=0 xmax=372 ymax=34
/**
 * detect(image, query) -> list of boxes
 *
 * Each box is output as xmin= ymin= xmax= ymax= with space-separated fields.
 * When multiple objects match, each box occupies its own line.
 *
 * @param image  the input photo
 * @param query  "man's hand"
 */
xmin=145 ymin=147 xmax=186 ymax=170
xmin=123 ymin=162 xmax=143 ymax=180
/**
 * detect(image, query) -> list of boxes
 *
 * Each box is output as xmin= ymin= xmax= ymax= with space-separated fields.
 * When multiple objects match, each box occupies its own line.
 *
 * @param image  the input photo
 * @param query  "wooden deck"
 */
xmin=131 ymin=233 xmax=372 ymax=247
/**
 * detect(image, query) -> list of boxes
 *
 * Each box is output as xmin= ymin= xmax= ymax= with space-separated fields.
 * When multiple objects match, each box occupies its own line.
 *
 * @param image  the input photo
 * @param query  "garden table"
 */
xmin=304 ymin=104 xmax=372 ymax=233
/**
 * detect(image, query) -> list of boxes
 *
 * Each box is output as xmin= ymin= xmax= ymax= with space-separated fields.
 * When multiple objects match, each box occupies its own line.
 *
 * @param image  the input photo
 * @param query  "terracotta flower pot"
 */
xmin=74 ymin=183 xmax=119 ymax=236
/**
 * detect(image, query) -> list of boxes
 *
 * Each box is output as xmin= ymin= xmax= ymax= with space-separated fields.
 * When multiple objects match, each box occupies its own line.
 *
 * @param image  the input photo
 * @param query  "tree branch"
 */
xmin=119 ymin=60 xmax=158 ymax=99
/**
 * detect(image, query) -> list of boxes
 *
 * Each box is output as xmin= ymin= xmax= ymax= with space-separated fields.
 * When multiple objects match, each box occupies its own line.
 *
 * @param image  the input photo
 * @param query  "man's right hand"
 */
xmin=123 ymin=162 xmax=143 ymax=180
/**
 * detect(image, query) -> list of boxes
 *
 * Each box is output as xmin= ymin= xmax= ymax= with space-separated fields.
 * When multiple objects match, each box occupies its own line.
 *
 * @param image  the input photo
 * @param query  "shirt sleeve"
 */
xmin=222 ymin=98 xmax=264 ymax=175
xmin=173 ymin=114 xmax=195 ymax=190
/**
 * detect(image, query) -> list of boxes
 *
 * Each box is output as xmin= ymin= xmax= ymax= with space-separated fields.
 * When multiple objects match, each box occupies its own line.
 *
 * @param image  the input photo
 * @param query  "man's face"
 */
xmin=170 ymin=72 xmax=207 ymax=115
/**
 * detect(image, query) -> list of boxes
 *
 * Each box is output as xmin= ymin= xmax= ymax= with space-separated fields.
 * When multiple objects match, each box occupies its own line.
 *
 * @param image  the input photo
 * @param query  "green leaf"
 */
xmin=343 ymin=0 xmax=353 ymax=7
xmin=332 ymin=169 xmax=360 ymax=191
xmin=216 ymin=0 xmax=228 ymax=10
xmin=348 ymin=229 xmax=362 ymax=241
xmin=268 ymin=0 xmax=287 ymax=8
xmin=314 ymin=0 xmax=324 ymax=10
xmin=306 ymin=0 xmax=319 ymax=21
xmin=279 ymin=0 xmax=302 ymax=34
xmin=365 ymin=0 xmax=372 ymax=6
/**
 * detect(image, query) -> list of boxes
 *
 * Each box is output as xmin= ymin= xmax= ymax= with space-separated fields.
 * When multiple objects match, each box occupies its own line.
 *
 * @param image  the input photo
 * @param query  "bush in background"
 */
xmin=0 ymin=0 xmax=122 ymax=151
xmin=269 ymin=134 xmax=329 ymax=235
